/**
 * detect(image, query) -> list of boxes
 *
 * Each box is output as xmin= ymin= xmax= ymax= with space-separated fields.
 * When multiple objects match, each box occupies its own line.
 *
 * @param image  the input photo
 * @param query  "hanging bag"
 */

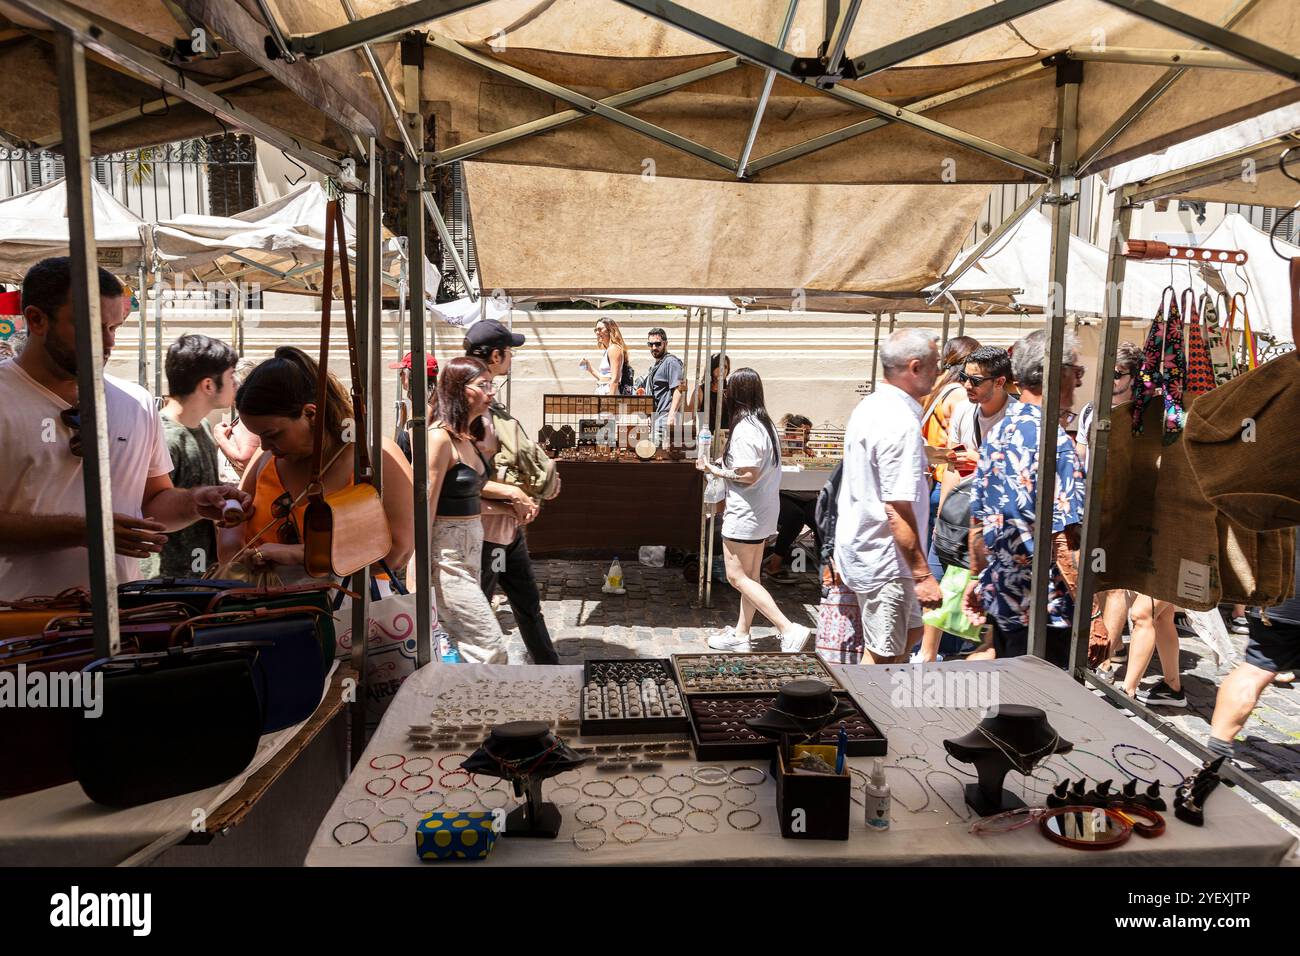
xmin=1182 ymin=290 xmax=1216 ymax=399
xmin=1185 ymin=261 xmax=1300 ymax=532
xmin=1131 ymin=286 xmax=1187 ymax=444
xmin=302 ymin=200 xmax=392 ymax=578
xmin=815 ymin=582 xmax=864 ymax=664
xmin=1201 ymin=292 xmax=1235 ymax=386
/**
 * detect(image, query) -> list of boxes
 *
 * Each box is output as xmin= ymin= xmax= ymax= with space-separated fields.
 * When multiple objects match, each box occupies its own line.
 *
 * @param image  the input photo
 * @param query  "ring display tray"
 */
xmin=671 ymin=652 xmax=843 ymax=694
xmin=578 ymin=658 xmax=690 ymax=737
xmin=685 ymin=691 xmax=887 ymax=761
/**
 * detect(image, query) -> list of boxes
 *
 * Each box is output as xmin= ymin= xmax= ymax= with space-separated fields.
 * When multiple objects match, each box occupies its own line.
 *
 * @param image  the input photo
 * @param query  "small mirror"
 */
xmin=1039 ymin=807 xmax=1131 ymax=850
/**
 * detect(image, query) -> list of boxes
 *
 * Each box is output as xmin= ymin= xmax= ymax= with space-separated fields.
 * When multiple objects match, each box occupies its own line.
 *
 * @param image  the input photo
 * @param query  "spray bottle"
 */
xmin=864 ymin=758 xmax=891 ymax=831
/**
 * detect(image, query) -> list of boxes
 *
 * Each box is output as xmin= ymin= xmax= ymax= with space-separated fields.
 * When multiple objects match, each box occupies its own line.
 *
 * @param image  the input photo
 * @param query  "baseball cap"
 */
xmin=388 ymin=352 xmax=439 ymax=375
xmin=464 ymin=318 xmax=525 ymax=352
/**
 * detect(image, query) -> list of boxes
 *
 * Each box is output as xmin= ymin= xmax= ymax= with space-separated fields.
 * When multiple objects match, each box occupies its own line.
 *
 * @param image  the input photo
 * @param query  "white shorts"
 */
xmin=854 ymin=578 xmax=923 ymax=659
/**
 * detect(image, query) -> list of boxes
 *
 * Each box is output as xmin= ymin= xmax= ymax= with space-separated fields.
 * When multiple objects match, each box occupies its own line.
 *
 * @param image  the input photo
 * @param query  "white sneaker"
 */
xmin=779 ymin=624 xmax=813 ymax=654
xmin=707 ymin=626 xmax=748 ymax=651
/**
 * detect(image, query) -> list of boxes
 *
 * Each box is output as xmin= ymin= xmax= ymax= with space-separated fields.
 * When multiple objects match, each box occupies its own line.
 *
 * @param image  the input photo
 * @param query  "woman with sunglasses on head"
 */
xmin=580 ymin=317 xmax=633 ymax=395
xmin=698 ymin=368 xmax=812 ymax=654
xmin=218 ymin=347 xmax=414 ymax=586
xmin=425 ymin=357 xmax=534 ymax=664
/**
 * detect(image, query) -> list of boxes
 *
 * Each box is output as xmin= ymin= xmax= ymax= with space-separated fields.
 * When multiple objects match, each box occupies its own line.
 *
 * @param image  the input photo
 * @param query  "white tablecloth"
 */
xmin=306 ymin=657 xmax=1296 ymax=866
xmin=779 ymin=465 xmax=835 ymax=493
xmin=0 ymin=663 xmax=339 ymax=867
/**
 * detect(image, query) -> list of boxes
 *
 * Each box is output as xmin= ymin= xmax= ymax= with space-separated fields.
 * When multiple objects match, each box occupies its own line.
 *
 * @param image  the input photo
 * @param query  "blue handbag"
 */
xmin=179 ymin=606 xmax=330 ymax=733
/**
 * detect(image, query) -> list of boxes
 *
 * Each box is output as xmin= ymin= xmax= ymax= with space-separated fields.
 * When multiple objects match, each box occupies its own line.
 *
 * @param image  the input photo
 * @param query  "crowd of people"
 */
xmin=2 ymin=255 xmax=1294 ymax=766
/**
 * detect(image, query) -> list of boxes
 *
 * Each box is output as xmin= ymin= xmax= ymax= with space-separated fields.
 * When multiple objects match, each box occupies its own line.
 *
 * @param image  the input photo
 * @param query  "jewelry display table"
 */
xmin=307 ymin=658 xmax=1297 ymax=866
xmin=0 ymin=665 xmax=351 ymax=867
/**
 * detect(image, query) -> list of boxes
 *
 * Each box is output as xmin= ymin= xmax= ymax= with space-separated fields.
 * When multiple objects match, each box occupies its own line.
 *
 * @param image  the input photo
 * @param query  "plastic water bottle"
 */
xmin=698 ymin=426 xmax=713 ymax=462
xmin=435 ymin=626 xmax=460 ymax=664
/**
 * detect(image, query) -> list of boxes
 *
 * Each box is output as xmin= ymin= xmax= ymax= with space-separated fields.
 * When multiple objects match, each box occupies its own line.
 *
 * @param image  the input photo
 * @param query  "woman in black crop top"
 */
xmin=427 ymin=357 xmax=523 ymax=664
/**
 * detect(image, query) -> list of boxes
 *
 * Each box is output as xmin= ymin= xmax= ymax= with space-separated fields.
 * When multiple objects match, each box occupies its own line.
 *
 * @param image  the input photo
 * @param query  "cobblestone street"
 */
xmin=494 ymin=559 xmax=1300 ymax=842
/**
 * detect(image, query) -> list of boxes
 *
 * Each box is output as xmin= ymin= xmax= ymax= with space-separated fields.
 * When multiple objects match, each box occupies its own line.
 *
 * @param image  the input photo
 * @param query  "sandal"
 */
xmin=1273 ymin=671 xmax=1296 ymax=686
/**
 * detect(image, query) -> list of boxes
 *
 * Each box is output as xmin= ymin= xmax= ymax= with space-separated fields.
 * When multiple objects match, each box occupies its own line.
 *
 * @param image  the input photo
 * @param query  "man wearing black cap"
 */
xmin=465 ymin=319 xmax=561 ymax=665
xmin=389 ymin=350 xmax=439 ymax=464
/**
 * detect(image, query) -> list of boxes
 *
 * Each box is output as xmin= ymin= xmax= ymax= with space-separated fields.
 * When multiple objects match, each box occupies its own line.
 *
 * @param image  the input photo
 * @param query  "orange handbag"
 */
xmin=302 ymin=200 xmax=392 ymax=578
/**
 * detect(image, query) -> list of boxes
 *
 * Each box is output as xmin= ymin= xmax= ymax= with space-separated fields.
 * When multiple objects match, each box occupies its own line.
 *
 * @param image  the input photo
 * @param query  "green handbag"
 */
xmin=921 ymin=566 xmax=983 ymax=643
xmin=204 ymin=582 xmax=354 ymax=670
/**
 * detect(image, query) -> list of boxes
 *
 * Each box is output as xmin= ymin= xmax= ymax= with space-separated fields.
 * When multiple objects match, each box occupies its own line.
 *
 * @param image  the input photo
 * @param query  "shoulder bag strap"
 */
xmin=332 ymin=201 xmax=375 ymax=483
xmin=1232 ymin=292 xmax=1258 ymax=371
xmin=1291 ymin=258 xmax=1300 ymax=349
xmin=309 ymin=200 xmax=338 ymax=496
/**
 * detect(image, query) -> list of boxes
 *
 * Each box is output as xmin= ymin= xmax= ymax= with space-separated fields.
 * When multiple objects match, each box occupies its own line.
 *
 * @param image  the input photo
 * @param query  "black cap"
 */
xmin=465 ymin=318 xmax=524 ymax=352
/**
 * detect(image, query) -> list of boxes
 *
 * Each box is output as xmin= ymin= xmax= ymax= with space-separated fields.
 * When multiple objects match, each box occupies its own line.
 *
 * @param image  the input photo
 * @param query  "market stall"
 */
xmin=306 ymin=657 xmax=1295 ymax=866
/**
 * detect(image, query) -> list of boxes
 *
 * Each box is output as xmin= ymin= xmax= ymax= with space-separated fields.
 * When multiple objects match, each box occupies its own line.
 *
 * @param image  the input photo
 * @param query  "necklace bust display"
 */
xmin=943 ymin=705 xmax=1074 ymax=817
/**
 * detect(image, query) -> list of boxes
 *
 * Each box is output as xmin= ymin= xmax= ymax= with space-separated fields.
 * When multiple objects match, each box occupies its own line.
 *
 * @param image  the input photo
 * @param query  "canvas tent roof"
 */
xmin=1105 ymin=102 xmax=1300 ymax=206
xmin=943 ymin=209 xmax=1207 ymax=318
xmin=0 ymin=176 xmax=148 ymax=283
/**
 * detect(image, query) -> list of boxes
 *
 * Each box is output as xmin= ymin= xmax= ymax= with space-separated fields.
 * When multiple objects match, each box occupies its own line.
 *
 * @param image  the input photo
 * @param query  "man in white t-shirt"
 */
xmin=834 ymin=329 xmax=943 ymax=663
xmin=0 ymin=257 xmax=251 ymax=601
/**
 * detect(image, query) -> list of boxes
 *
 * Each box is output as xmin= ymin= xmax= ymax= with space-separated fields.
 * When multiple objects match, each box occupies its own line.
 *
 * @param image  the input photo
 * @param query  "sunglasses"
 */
xmin=1113 ymin=368 xmax=1133 ymax=380
xmin=471 ymin=380 xmax=497 ymax=393
xmin=1064 ymin=363 xmax=1087 ymax=383
xmin=271 ymin=492 xmax=301 ymax=545
xmin=957 ymin=371 xmax=992 ymax=387
xmin=647 ymin=341 xmax=664 ymax=348
xmin=61 ymin=408 xmax=82 ymax=458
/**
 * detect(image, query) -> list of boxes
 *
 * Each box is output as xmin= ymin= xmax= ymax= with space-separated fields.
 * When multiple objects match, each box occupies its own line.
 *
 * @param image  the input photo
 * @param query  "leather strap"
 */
xmin=170 ymin=604 xmax=329 ymax=643
xmin=309 ymin=200 xmax=338 ymax=493
xmin=1291 ymin=258 xmax=1300 ymax=348
xmin=334 ymin=201 xmax=374 ymax=482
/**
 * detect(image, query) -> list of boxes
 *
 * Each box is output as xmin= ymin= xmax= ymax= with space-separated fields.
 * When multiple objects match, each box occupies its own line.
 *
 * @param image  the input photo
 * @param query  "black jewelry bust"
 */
xmin=462 ymin=720 xmax=588 ymax=839
xmin=943 ymin=705 xmax=1073 ymax=816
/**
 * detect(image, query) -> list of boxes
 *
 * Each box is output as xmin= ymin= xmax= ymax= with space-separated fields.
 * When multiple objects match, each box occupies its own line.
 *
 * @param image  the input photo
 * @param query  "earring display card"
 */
xmin=672 ymin=652 xmax=843 ymax=694
xmin=686 ymin=692 xmax=887 ymax=761
xmin=579 ymin=658 xmax=691 ymax=738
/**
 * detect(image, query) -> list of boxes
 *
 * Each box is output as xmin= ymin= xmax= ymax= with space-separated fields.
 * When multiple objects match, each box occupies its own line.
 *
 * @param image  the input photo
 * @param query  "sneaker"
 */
xmin=766 ymin=569 xmax=799 ymax=585
xmin=1136 ymin=680 xmax=1187 ymax=708
xmin=779 ymin=623 xmax=813 ymax=654
xmin=707 ymin=626 xmax=748 ymax=651
xmin=1229 ymin=616 xmax=1250 ymax=635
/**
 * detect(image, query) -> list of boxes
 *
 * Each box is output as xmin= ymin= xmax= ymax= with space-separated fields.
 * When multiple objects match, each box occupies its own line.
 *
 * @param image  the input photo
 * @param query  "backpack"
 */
xmin=931 ymin=407 xmax=984 ymax=569
xmin=814 ymin=462 xmax=845 ymax=567
xmin=619 ymin=358 xmax=636 ymax=395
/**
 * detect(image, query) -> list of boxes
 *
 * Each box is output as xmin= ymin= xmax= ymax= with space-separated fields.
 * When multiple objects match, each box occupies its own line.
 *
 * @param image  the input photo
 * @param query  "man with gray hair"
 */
xmin=833 ymin=329 xmax=943 ymax=663
xmin=963 ymin=328 xmax=1086 ymax=667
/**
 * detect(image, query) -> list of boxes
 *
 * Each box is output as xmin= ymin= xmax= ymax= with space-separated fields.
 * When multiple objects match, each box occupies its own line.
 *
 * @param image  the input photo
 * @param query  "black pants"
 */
xmin=480 ymin=531 xmax=560 ymax=665
xmin=771 ymin=493 xmax=819 ymax=564
xmin=991 ymin=619 xmax=1072 ymax=670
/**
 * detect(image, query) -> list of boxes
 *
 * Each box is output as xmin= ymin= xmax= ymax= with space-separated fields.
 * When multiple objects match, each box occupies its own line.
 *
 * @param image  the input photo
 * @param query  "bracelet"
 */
xmin=403 ymin=756 xmax=436 ymax=776
xmin=612 ymin=820 xmax=649 ymax=845
xmin=479 ymin=789 xmax=510 ymax=811
xmin=369 ymin=819 xmax=409 ymax=844
xmin=726 ymin=808 xmax=762 ymax=831
xmin=728 ymin=766 xmax=767 ymax=786
xmin=692 ymin=766 xmax=728 ymax=786
xmin=364 ymin=775 xmax=396 ymax=798
xmin=343 ymin=798 xmax=376 ymax=821
xmin=613 ymin=775 xmax=641 ymax=798
xmin=684 ymin=809 xmax=719 ymax=833
xmin=650 ymin=815 xmax=685 ymax=838
xmin=581 ymin=779 xmax=616 ymax=799
xmin=400 ymin=773 xmax=434 ymax=792
xmin=666 ymin=773 xmax=696 ymax=794
xmin=724 ymin=786 xmax=757 ymax=807
xmin=687 ymin=793 xmax=722 ymax=812
xmin=413 ymin=791 xmax=445 ymax=813
xmin=444 ymin=788 xmax=477 ymax=810
xmin=369 ymin=753 xmax=406 ymax=771
xmin=437 ymin=752 xmax=469 ymax=773
xmin=615 ymin=799 xmax=647 ymax=819
xmin=572 ymin=826 xmax=607 ymax=852
xmin=639 ymin=773 xmax=669 ymax=795
xmin=439 ymin=770 xmax=471 ymax=789
xmin=332 ymin=820 xmax=370 ymax=846
xmin=575 ymin=803 xmax=609 ymax=825
xmin=650 ymin=795 xmax=685 ymax=816
xmin=547 ymin=785 xmax=581 ymax=807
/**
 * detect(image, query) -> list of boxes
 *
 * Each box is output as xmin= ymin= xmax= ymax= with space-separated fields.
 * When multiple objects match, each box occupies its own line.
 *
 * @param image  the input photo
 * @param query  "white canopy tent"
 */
xmin=1200 ymin=212 xmax=1300 ymax=344
xmin=0 ymin=177 xmax=148 ymax=284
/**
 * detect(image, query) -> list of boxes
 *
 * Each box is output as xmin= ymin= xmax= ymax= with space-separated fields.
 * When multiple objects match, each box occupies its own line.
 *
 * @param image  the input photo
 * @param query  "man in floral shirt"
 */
xmin=964 ymin=329 xmax=1085 ymax=667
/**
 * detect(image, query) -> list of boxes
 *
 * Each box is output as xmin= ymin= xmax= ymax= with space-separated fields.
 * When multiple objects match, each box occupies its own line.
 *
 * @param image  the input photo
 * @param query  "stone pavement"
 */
xmin=492 ymin=559 xmax=1300 ymax=841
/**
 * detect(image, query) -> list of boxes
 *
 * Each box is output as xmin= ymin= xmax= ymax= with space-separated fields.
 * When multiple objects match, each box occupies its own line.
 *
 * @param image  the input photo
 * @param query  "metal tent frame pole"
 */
xmin=1026 ymin=58 xmax=1081 ymax=660
xmin=136 ymin=263 xmax=147 ymax=388
xmin=153 ymin=266 xmax=164 ymax=398
xmin=704 ymin=308 xmax=730 ymax=610
xmin=940 ymin=301 xmax=951 ymax=346
xmin=56 ymin=30 xmax=119 ymax=659
xmin=403 ymin=36 xmax=435 ymax=668
xmin=1068 ymin=188 xmax=1132 ymax=675
xmin=696 ymin=307 xmax=713 ymax=606
xmin=869 ymin=310 xmax=882 ymax=391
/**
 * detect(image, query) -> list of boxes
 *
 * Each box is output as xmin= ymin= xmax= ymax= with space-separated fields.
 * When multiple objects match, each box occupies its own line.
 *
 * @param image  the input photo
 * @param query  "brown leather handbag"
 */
xmin=0 ymin=588 xmax=91 ymax=640
xmin=302 ymin=199 xmax=392 ymax=578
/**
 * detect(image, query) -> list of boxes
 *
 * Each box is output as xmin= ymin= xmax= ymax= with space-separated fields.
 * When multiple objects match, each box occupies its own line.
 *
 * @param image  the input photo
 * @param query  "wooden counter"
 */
xmin=526 ymin=459 xmax=703 ymax=557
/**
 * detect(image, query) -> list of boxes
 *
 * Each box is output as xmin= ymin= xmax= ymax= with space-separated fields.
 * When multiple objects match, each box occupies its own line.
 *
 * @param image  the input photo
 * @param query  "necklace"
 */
xmin=1111 ymin=743 xmax=1185 ymax=788
xmin=975 ymin=725 xmax=1060 ymax=771
xmin=924 ymin=770 xmax=970 ymax=822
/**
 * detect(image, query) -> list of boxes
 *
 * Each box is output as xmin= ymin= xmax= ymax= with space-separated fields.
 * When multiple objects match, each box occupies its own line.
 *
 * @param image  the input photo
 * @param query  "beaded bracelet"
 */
xmin=612 ymin=820 xmax=649 ymax=845
xmin=370 ymin=819 xmax=409 ymax=844
xmin=444 ymin=788 xmax=477 ymax=810
xmin=403 ymin=756 xmax=436 ymax=776
xmin=381 ymin=796 xmax=414 ymax=817
xmin=575 ymin=803 xmax=609 ymax=825
xmin=547 ymin=785 xmax=581 ymax=807
xmin=332 ymin=820 xmax=370 ymax=845
xmin=639 ymin=774 xmax=669 ymax=795
xmin=478 ymin=789 xmax=510 ymax=811
xmin=439 ymin=770 xmax=471 ymax=789
xmin=724 ymin=786 xmax=756 ymax=807
xmin=613 ymin=775 xmax=641 ymax=798
xmin=650 ymin=795 xmax=685 ymax=816
xmin=413 ymin=791 xmax=445 ymax=813
xmin=615 ymin=799 xmax=647 ymax=819
xmin=437 ymin=752 xmax=469 ymax=773
xmin=726 ymin=808 xmax=762 ymax=831
xmin=344 ymin=798 xmax=376 ymax=821
xmin=666 ymin=773 xmax=696 ymax=794
xmin=649 ymin=815 xmax=685 ymax=838
xmin=400 ymin=773 xmax=434 ymax=793
xmin=684 ymin=809 xmax=718 ymax=833
xmin=581 ymin=779 xmax=616 ymax=799
xmin=687 ymin=793 xmax=722 ymax=813
xmin=369 ymin=753 xmax=406 ymax=771
xmin=572 ymin=826 xmax=606 ymax=852
xmin=364 ymin=775 xmax=396 ymax=798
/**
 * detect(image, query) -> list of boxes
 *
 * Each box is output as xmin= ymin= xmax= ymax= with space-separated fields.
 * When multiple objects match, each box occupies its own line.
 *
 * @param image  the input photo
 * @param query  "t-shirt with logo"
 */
xmin=0 ymin=360 xmax=173 ymax=600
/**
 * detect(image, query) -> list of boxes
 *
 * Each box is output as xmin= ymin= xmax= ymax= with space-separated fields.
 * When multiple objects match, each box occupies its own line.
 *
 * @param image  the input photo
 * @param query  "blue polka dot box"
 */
xmin=416 ymin=811 xmax=500 ymax=861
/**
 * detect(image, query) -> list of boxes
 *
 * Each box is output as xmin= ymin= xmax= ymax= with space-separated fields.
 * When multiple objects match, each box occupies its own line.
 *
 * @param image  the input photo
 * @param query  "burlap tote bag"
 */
xmin=1217 ymin=514 xmax=1296 ymax=608
xmin=1185 ymin=260 xmax=1300 ymax=532
xmin=1097 ymin=400 xmax=1221 ymax=611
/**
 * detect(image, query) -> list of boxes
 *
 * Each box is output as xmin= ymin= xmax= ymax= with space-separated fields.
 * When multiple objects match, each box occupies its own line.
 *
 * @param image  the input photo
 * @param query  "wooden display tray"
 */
xmin=578 ymin=658 xmax=690 ymax=738
xmin=685 ymin=690 xmax=887 ymax=762
xmin=671 ymin=652 xmax=844 ymax=695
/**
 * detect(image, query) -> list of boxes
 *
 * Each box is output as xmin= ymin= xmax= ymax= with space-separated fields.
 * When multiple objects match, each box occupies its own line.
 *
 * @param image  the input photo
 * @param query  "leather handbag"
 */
xmin=117 ymin=577 xmax=248 ymax=613
xmin=178 ymin=606 xmax=330 ymax=733
xmin=1185 ymin=260 xmax=1300 ymax=532
xmin=0 ymin=646 xmax=99 ymax=798
xmin=0 ymin=602 xmax=196 ymax=659
xmin=0 ymin=588 xmax=90 ymax=640
xmin=69 ymin=643 xmax=267 ymax=808
xmin=203 ymin=581 xmax=354 ymax=670
xmin=302 ymin=200 xmax=391 ymax=578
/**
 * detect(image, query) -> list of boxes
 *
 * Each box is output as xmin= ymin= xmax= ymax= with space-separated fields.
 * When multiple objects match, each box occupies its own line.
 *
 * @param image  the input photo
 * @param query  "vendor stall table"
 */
xmin=0 ymin=665 xmax=353 ymax=867
xmin=526 ymin=460 xmax=703 ymax=557
xmin=779 ymin=465 xmax=836 ymax=493
xmin=307 ymin=658 xmax=1295 ymax=866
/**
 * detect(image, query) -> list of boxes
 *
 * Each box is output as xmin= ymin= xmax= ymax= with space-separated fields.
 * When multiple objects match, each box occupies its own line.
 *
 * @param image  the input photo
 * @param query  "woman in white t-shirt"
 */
xmin=697 ymin=368 xmax=812 ymax=654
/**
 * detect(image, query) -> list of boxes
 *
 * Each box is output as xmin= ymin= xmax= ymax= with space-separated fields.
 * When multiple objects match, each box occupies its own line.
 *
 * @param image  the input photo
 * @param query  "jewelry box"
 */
xmin=579 ymin=658 xmax=691 ymax=737
xmin=671 ymin=652 xmax=843 ymax=695
xmin=685 ymin=691 xmax=887 ymax=761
